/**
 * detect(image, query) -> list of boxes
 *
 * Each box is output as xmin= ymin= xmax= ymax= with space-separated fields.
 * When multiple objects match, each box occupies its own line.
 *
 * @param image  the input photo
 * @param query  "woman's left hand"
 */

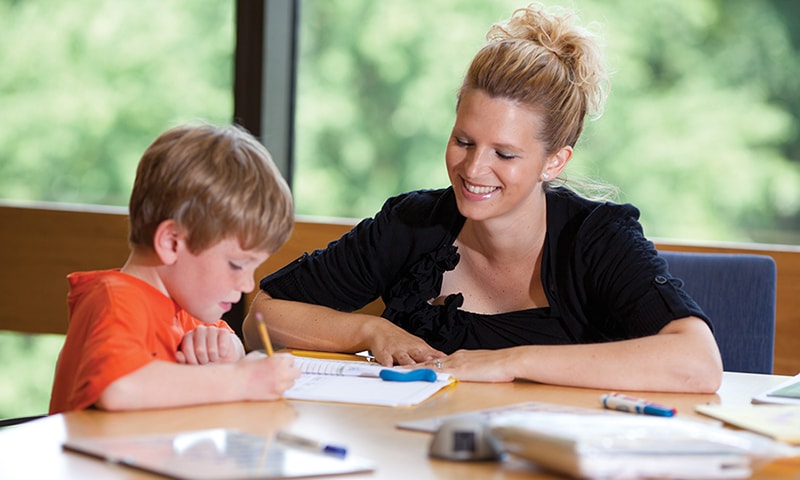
xmin=419 ymin=349 xmax=516 ymax=382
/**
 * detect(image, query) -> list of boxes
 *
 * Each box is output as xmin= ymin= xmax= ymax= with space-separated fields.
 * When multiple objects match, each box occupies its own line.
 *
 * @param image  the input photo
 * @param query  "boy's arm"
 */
xmin=177 ymin=325 xmax=245 ymax=364
xmin=94 ymin=353 xmax=299 ymax=411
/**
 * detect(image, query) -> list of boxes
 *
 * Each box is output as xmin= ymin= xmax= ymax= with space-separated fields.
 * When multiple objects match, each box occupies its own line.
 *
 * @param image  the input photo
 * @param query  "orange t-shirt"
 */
xmin=49 ymin=269 xmax=232 ymax=414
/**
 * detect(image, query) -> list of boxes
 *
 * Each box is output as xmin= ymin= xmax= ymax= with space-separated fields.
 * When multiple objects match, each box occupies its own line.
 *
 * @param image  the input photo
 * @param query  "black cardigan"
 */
xmin=262 ymin=187 xmax=709 ymax=350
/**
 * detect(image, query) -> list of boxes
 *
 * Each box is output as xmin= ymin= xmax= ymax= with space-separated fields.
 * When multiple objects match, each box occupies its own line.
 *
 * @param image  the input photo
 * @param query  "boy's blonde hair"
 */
xmin=128 ymin=123 xmax=294 ymax=255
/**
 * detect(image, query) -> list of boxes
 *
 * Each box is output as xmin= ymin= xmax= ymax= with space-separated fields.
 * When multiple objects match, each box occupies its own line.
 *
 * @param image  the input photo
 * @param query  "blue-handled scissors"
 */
xmin=379 ymin=368 xmax=438 ymax=382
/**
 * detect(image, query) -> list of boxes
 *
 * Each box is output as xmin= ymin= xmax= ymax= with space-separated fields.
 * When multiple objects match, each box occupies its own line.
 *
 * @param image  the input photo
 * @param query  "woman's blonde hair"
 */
xmin=128 ymin=123 xmax=294 ymax=255
xmin=459 ymin=2 xmax=609 ymax=156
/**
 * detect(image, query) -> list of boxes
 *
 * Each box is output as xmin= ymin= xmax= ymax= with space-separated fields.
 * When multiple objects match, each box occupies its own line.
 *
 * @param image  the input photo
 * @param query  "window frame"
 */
xmin=234 ymin=0 xmax=298 ymax=186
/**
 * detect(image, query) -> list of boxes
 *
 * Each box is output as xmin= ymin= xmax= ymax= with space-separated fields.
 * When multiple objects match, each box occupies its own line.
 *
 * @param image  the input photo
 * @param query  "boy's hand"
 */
xmin=239 ymin=352 xmax=301 ymax=400
xmin=177 ymin=325 xmax=245 ymax=365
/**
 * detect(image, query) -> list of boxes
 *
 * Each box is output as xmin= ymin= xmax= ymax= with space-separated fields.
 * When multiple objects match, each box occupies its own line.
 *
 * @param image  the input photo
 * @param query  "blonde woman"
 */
xmin=244 ymin=4 xmax=722 ymax=393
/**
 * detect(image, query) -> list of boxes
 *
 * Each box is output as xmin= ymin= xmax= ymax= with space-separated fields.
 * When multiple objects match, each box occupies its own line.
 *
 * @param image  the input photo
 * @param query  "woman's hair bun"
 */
xmin=486 ymin=2 xmax=608 ymax=118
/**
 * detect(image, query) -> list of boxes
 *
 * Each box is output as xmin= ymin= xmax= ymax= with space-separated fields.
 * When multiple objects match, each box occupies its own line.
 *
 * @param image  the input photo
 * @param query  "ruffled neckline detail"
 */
xmin=382 ymin=244 xmax=560 ymax=352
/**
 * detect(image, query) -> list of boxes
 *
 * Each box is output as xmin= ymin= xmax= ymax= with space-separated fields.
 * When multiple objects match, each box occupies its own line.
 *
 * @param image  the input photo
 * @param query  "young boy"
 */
xmin=49 ymin=123 xmax=300 ymax=413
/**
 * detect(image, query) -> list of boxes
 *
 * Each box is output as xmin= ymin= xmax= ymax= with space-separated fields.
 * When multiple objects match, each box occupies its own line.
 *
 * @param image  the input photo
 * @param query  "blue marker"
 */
xmin=379 ymin=368 xmax=438 ymax=382
xmin=600 ymin=392 xmax=676 ymax=417
xmin=330 ymin=362 xmax=438 ymax=382
xmin=276 ymin=430 xmax=348 ymax=457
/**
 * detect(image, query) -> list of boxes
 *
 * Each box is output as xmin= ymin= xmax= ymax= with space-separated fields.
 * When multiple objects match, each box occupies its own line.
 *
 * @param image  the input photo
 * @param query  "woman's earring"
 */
xmin=542 ymin=172 xmax=550 ymax=181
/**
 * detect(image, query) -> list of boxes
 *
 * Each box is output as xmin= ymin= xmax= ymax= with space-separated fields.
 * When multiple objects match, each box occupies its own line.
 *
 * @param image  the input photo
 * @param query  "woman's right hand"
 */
xmin=245 ymin=292 xmax=443 ymax=367
xmin=363 ymin=317 xmax=445 ymax=366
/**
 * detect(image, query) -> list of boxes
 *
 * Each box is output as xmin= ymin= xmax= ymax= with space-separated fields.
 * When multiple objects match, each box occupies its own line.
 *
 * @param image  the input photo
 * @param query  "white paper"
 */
xmin=283 ymin=356 xmax=454 ymax=407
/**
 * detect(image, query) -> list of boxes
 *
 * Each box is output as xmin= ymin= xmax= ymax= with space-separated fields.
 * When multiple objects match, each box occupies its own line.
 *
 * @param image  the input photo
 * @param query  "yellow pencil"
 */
xmin=255 ymin=312 xmax=274 ymax=356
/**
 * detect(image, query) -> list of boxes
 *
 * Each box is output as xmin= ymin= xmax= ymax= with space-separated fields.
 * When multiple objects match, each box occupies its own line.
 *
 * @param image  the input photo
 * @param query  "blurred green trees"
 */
xmin=0 ymin=0 xmax=234 ymax=205
xmin=2 ymin=0 xmax=799 ymax=241
xmin=0 ymin=334 xmax=63 ymax=419
xmin=295 ymin=0 xmax=800 ymax=244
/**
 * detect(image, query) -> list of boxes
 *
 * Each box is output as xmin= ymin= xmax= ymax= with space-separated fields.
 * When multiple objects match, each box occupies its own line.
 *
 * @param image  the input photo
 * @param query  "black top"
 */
xmin=262 ymin=187 xmax=710 ymax=353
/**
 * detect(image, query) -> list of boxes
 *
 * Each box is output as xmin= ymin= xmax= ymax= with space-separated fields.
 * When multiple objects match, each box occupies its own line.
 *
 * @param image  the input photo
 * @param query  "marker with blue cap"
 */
xmin=276 ymin=430 xmax=348 ymax=457
xmin=600 ymin=392 xmax=676 ymax=417
xmin=333 ymin=363 xmax=439 ymax=383
xmin=379 ymin=368 xmax=438 ymax=382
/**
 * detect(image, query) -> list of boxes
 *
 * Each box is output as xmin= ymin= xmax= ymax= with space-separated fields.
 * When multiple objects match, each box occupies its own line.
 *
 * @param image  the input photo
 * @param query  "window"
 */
xmin=5 ymin=0 xmax=798 ymax=240
xmin=0 ymin=0 xmax=234 ymax=206
xmin=292 ymin=0 xmax=800 ymax=244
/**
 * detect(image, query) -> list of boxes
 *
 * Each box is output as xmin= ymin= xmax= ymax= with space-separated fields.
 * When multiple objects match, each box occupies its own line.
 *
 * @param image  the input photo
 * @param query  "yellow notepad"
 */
xmin=695 ymin=404 xmax=800 ymax=444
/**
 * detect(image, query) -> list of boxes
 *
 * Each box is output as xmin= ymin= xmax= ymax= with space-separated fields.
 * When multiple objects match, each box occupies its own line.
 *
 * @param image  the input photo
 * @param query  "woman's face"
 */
xmin=445 ymin=89 xmax=564 ymax=224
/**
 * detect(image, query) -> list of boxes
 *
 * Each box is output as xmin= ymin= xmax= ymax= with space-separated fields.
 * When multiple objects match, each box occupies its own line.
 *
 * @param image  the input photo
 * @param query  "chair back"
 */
xmin=659 ymin=251 xmax=776 ymax=374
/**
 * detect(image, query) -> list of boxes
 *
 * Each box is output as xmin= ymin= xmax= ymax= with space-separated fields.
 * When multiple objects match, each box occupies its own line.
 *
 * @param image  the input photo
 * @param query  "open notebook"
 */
xmin=284 ymin=356 xmax=455 ymax=407
xmin=63 ymin=428 xmax=374 ymax=480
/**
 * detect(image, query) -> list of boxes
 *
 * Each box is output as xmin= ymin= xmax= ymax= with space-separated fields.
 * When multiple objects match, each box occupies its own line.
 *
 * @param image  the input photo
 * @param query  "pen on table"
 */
xmin=255 ymin=312 xmax=274 ymax=357
xmin=600 ymin=392 xmax=676 ymax=417
xmin=276 ymin=430 xmax=348 ymax=457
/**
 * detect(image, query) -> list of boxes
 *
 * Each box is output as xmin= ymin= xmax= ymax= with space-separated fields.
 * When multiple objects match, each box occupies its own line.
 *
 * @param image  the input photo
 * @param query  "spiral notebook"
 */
xmin=63 ymin=428 xmax=374 ymax=479
xmin=284 ymin=356 xmax=455 ymax=407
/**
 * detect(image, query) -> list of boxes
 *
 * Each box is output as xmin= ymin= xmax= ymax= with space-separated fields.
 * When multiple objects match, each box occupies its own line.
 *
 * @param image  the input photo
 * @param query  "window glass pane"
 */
xmin=0 ymin=333 xmax=64 ymax=420
xmin=295 ymin=0 xmax=800 ymax=245
xmin=0 ymin=0 xmax=234 ymax=206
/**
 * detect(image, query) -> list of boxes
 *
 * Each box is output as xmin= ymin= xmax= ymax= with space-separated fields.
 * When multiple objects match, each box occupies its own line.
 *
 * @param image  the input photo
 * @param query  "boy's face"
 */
xmin=164 ymin=236 xmax=269 ymax=323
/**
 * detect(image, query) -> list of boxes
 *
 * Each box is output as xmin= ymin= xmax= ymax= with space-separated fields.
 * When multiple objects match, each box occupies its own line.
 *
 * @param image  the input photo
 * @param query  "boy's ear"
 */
xmin=153 ymin=219 xmax=182 ymax=265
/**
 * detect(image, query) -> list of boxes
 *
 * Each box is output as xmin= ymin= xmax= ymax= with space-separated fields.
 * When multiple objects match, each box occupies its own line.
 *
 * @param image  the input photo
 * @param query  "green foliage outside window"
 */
xmin=295 ymin=0 xmax=800 ymax=244
xmin=0 ymin=0 xmax=234 ymax=205
xmin=0 ymin=334 xmax=64 ymax=420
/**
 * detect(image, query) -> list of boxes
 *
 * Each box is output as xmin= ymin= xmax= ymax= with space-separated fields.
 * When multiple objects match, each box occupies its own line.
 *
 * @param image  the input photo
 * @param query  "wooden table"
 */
xmin=1 ymin=372 xmax=798 ymax=479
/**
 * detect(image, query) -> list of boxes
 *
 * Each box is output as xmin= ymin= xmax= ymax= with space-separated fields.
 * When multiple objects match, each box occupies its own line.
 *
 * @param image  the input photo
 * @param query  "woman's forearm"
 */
xmin=243 ymin=290 xmax=376 ymax=353
xmin=243 ymin=290 xmax=445 ymax=365
xmin=512 ymin=335 xmax=721 ymax=393
xmin=438 ymin=317 xmax=723 ymax=393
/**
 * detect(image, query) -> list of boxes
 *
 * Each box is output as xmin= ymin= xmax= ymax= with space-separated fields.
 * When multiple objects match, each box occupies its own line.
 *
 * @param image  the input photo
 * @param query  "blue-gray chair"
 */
xmin=659 ymin=251 xmax=777 ymax=374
